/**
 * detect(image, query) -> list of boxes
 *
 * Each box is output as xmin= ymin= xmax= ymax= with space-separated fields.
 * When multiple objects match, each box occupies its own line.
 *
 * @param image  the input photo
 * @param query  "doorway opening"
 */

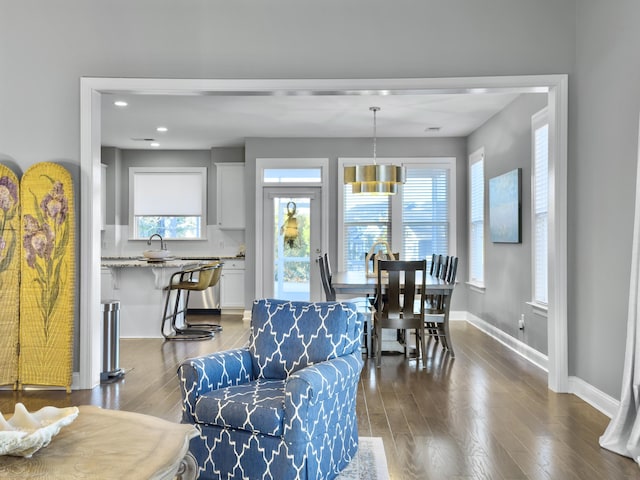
xmin=80 ymin=75 xmax=568 ymax=391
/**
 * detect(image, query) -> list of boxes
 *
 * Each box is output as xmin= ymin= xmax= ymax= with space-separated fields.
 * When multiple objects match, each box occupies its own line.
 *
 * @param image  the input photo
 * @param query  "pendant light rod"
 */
xmin=343 ymin=106 xmax=406 ymax=195
xmin=370 ymin=106 xmax=379 ymax=165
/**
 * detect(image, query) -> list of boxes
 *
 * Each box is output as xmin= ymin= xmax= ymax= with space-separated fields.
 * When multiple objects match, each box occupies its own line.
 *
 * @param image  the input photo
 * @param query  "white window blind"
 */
xmin=343 ymin=184 xmax=390 ymax=271
xmin=129 ymin=167 xmax=207 ymax=239
xmin=340 ymin=159 xmax=454 ymax=272
xmin=133 ymin=171 xmax=203 ymax=216
xmin=402 ymin=168 xmax=449 ymax=261
xmin=533 ymin=118 xmax=549 ymax=305
xmin=469 ymin=150 xmax=484 ymax=285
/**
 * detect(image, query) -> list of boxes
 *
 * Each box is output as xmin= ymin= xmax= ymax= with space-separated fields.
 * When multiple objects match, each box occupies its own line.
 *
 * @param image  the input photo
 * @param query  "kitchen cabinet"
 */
xmin=220 ymin=258 xmax=245 ymax=311
xmin=216 ymin=163 xmax=245 ymax=229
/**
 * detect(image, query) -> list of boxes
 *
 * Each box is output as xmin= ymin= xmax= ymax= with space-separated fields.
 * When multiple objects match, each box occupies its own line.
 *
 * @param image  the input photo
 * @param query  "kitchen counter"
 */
xmin=100 ymin=256 xmax=243 ymax=268
xmin=100 ymin=256 xmax=245 ymax=338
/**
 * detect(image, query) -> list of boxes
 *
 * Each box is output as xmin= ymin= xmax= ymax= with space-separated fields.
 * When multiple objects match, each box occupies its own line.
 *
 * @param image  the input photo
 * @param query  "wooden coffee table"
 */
xmin=0 ymin=405 xmax=198 ymax=479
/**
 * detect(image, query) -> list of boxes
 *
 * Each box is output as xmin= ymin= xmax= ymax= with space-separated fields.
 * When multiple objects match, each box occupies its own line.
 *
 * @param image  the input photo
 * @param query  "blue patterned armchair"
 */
xmin=178 ymin=298 xmax=365 ymax=480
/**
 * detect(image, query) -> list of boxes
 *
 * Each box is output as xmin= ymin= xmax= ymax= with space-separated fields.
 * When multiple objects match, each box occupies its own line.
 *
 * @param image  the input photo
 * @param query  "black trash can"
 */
xmin=101 ymin=300 xmax=124 ymax=383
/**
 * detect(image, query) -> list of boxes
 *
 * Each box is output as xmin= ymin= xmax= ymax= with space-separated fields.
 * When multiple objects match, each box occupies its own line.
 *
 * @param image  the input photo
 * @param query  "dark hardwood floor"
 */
xmin=1 ymin=315 xmax=637 ymax=479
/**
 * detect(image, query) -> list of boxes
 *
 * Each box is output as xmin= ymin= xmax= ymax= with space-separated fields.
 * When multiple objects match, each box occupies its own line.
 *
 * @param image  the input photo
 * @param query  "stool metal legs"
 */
xmin=161 ymin=287 xmax=213 ymax=341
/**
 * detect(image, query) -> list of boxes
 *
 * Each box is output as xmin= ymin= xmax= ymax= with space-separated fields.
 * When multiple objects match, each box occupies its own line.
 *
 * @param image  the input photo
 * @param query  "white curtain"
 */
xmin=600 ymin=120 xmax=640 ymax=462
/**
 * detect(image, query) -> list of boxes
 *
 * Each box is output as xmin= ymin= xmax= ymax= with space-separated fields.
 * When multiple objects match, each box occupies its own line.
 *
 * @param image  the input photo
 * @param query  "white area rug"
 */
xmin=337 ymin=437 xmax=390 ymax=480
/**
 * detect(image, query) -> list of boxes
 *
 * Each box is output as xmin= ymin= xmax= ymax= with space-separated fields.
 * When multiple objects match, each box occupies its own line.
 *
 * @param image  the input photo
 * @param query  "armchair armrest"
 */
xmin=283 ymin=351 xmax=363 ymax=443
xmin=178 ymin=348 xmax=254 ymax=423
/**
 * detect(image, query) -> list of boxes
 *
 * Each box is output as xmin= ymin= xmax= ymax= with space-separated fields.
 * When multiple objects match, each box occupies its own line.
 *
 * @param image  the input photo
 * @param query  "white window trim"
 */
xmin=259 ymin=158 xmax=326 ymax=185
xmin=128 ymin=166 xmax=208 ymax=240
xmin=526 ymin=300 xmax=549 ymax=317
xmin=337 ymin=157 xmax=456 ymax=272
xmin=468 ymin=147 xmax=485 ymax=288
xmin=531 ymin=107 xmax=549 ymax=309
xmin=254 ymin=158 xmax=330 ymax=299
xmin=81 ymin=74 xmax=568 ymax=393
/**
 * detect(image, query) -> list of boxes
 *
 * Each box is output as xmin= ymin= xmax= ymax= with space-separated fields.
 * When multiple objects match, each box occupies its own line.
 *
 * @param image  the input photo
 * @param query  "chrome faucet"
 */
xmin=147 ymin=234 xmax=166 ymax=250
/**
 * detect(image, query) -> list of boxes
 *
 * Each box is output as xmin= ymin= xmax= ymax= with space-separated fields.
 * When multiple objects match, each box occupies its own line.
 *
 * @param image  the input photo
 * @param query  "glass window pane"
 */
xmin=264 ymin=168 xmax=322 ymax=183
xmin=533 ymin=120 xmax=549 ymax=305
xmin=343 ymin=183 xmax=390 ymax=271
xmin=402 ymin=168 xmax=449 ymax=260
xmin=469 ymin=153 xmax=484 ymax=284
xmin=135 ymin=216 xmax=201 ymax=239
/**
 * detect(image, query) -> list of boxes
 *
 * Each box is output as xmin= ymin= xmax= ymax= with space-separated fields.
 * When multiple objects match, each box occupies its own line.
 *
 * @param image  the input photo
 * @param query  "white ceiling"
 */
xmin=100 ymin=91 xmax=522 ymax=150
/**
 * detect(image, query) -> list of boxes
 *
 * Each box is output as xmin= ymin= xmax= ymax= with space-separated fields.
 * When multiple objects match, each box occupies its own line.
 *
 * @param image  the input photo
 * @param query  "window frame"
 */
xmin=337 ymin=157 xmax=456 ymax=272
xmin=531 ymin=108 xmax=549 ymax=312
xmin=468 ymin=147 xmax=485 ymax=289
xmin=128 ymin=166 xmax=208 ymax=240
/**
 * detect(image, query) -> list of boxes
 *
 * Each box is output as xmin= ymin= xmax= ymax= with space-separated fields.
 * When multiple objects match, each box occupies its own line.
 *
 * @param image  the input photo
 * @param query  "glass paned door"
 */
xmin=263 ymin=188 xmax=321 ymax=301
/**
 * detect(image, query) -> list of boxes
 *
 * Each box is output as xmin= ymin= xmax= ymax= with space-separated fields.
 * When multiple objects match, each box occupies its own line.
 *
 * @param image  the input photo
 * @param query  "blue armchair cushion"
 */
xmin=249 ymin=299 xmax=361 ymax=380
xmin=194 ymin=379 xmax=286 ymax=436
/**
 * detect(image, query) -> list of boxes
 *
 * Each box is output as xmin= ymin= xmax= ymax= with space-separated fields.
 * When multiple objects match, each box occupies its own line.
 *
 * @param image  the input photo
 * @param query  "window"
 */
xmin=402 ymin=167 xmax=450 ymax=261
xmin=469 ymin=148 xmax=484 ymax=286
xmin=129 ymin=167 xmax=207 ymax=239
xmin=263 ymin=168 xmax=322 ymax=183
xmin=339 ymin=158 xmax=455 ymax=272
xmin=532 ymin=109 xmax=549 ymax=306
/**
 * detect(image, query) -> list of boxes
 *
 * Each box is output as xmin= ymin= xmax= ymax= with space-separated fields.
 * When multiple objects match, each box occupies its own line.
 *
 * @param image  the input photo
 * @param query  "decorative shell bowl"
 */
xmin=143 ymin=249 xmax=172 ymax=260
xmin=0 ymin=403 xmax=79 ymax=457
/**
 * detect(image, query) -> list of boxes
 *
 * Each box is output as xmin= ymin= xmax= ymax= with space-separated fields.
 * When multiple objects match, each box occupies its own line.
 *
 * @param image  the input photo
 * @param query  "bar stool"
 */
xmin=161 ymin=263 xmax=221 ymax=340
xmin=183 ymin=261 xmax=224 ymax=333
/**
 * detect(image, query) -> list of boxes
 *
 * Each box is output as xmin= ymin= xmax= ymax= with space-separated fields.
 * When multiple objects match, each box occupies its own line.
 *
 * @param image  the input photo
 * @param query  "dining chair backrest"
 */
xmin=365 ymin=252 xmax=399 ymax=276
xmin=430 ymin=254 xmax=458 ymax=284
xmin=318 ymin=255 xmax=336 ymax=301
xmin=440 ymin=256 xmax=451 ymax=281
xmin=323 ymin=253 xmax=333 ymax=283
xmin=446 ymin=256 xmax=458 ymax=284
xmin=376 ymin=260 xmax=426 ymax=321
xmin=374 ymin=259 xmax=428 ymax=367
xmin=431 ymin=254 xmax=444 ymax=278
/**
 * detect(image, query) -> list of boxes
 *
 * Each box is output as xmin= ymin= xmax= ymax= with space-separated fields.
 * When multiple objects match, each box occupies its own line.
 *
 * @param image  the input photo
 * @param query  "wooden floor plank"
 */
xmin=0 ymin=316 xmax=637 ymax=479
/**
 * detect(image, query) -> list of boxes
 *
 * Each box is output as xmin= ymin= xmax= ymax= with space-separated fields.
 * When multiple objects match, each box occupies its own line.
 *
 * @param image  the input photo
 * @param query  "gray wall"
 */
xmin=572 ymin=1 xmax=640 ymax=396
xmin=467 ymin=94 xmax=549 ymax=354
xmin=3 ymin=0 xmax=640 ymax=399
xmin=244 ymin=136 xmax=469 ymax=310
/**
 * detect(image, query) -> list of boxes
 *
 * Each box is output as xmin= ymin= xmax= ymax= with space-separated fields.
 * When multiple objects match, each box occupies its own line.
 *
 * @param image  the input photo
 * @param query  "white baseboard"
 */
xmin=464 ymin=312 xmax=549 ymax=371
xmin=568 ymin=375 xmax=619 ymax=419
xmin=462 ymin=311 xmax=619 ymax=419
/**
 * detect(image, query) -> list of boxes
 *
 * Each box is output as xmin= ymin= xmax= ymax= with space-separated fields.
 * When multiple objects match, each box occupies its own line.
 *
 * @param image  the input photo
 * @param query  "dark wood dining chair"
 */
xmin=425 ymin=255 xmax=458 ymax=356
xmin=373 ymin=259 xmax=427 ymax=368
xmin=318 ymin=255 xmax=336 ymax=301
xmin=317 ymin=254 xmax=372 ymax=357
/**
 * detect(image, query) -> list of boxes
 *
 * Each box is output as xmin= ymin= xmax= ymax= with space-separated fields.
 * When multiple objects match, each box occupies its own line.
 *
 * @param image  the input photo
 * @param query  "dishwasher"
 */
xmin=186 ymin=259 xmax=222 ymax=315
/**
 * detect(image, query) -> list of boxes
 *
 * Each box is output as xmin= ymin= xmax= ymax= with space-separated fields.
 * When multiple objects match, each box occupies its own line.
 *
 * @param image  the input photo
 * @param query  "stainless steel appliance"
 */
xmin=185 ymin=258 xmax=221 ymax=314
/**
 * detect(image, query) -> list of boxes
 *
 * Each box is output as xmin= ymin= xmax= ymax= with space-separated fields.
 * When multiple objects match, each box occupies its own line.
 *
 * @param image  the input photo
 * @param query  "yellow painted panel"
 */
xmin=19 ymin=162 xmax=75 ymax=391
xmin=0 ymin=165 xmax=20 ymax=387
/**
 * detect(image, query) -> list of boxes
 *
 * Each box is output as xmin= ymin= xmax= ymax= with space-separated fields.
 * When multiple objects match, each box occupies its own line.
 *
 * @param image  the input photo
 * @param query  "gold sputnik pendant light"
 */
xmin=344 ymin=106 xmax=406 ymax=195
xmin=281 ymin=201 xmax=299 ymax=248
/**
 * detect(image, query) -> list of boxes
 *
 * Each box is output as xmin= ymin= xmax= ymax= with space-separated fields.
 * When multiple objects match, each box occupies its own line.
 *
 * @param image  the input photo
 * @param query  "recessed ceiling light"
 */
xmin=150 ymin=142 xmax=160 ymax=148
xmin=156 ymin=126 xmax=168 ymax=132
xmin=114 ymin=100 xmax=128 ymax=107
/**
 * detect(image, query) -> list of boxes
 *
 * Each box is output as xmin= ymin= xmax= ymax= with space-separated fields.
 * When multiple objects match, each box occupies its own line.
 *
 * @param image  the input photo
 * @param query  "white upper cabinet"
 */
xmin=216 ymin=163 xmax=245 ymax=229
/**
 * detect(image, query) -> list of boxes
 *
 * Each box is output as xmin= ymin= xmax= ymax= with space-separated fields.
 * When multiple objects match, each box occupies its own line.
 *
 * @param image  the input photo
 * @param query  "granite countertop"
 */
xmin=101 ymin=256 xmax=244 ymax=268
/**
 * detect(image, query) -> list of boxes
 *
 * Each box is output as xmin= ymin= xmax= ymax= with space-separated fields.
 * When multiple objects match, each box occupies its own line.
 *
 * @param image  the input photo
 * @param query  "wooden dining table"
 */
xmin=332 ymin=270 xmax=457 ymax=357
xmin=332 ymin=270 xmax=455 ymax=296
